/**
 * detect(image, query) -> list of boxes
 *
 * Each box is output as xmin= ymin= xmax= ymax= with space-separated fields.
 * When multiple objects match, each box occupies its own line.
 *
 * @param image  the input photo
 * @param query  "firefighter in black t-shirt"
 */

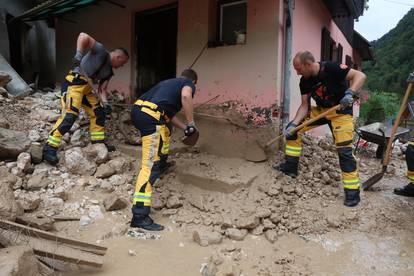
xmin=274 ymin=51 xmax=366 ymax=207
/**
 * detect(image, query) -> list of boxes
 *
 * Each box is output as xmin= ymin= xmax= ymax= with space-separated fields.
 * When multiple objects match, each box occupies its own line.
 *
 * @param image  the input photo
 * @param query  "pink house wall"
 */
xmin=56 ymin=0 xmax=283 ymax=115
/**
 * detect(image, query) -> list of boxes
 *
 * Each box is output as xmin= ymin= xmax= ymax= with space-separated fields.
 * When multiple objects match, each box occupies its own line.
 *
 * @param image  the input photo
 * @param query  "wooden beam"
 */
xmin=0 ymin=220 xmax=107 ymax=268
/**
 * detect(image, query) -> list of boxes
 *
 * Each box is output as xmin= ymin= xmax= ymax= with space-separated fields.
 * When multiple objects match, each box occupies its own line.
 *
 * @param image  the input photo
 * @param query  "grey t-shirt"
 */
xmin=74 ymin=42 xmax=113 ymax=83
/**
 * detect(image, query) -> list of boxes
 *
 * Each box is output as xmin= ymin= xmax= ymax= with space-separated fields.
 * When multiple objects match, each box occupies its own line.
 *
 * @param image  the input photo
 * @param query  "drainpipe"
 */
xmin=282 ymin=0 xmax=293 ymax=126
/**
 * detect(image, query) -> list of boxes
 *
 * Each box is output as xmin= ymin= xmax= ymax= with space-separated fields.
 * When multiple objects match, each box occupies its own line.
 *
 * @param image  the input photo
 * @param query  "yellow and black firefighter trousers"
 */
xmin=406 ymin=141 xmax=414 ymax=183
xmin=284 ymin=106 xmax=360 ymax=191
xmin=46 ymin=72 xmax=106 ymax=149
xmin=131 ymin=100 xmax=171 ymax=216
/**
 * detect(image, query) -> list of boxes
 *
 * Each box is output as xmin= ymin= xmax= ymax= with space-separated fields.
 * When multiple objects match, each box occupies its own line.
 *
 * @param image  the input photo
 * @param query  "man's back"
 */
xmin=140 ymin=77 xmax=195 ymax=118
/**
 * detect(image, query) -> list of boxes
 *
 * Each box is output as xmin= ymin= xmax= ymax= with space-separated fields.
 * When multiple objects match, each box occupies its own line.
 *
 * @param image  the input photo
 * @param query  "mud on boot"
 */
xmin=344 ymin=189 xmax=360 ymax=207
xmin=159 ymin=160 xmax=176 ymax=177
xmin=394 ymin=183 xmax=414 ymax=197
xmin=42 ymin=144 xmax=59 ymax=166
xmin=130 ymin=215 xmax=164 ymax=231
xmin=272 ymin=162 xmax=298 ymax=177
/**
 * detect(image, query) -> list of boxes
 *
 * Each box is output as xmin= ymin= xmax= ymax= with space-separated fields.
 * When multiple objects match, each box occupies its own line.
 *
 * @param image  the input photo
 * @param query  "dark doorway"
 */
xmin=6 ymin=14 xmax=32 ymax=82
xmin=135 ymin=3 xmax=178 ymax=96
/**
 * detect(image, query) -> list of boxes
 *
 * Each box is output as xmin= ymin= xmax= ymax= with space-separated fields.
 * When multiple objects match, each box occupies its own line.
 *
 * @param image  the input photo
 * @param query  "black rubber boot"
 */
xmin=92 ymin=141 xmax=116 ymax=152
xmin=159 ymin=160 xmax=176 ymax=177
xmin=394 ymin=183 xmax=414 ymax=197
xmin=344 ymin=189 xmax=360 ymax=207
xmin=272 ymin=162 xmax=298 ymax=177
xmin=130 ymin=215 xmax=164 ymax=231
xmin=42 ymin=144 xmax=59 ymax=166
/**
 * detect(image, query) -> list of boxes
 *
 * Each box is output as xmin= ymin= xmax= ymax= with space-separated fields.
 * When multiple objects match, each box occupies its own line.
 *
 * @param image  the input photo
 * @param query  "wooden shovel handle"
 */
xmin=265 ymin=104 xmax=341 ymax=147
xmin=383 ymin=81 xmax=414 ymax=166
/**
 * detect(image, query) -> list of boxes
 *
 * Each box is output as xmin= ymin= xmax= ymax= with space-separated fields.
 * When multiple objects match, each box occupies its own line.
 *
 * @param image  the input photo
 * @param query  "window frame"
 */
xmin=217 ymin=0 xmax=247 ymax=45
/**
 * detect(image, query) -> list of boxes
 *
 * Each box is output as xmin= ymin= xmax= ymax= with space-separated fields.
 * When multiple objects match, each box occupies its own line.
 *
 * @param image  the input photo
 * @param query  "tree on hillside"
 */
xmin=363 ymin=8 xmax=414 ymax=94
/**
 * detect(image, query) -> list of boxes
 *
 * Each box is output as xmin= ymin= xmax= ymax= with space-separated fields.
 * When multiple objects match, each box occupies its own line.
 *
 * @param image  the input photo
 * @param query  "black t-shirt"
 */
xmin=139 ymin=77 xmax=196 ymax=118
xmin=299 ymin=61 xmax=351 ymax=109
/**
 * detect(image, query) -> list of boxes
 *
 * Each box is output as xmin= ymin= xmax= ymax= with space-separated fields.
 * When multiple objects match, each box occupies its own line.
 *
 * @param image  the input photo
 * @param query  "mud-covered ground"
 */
xmin=1 ymin=90 xmax=413 ymax=276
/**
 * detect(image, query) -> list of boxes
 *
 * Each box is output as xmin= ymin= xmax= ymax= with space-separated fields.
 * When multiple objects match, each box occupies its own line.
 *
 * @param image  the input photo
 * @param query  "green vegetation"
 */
xmin=363 ymin=8 xmax=414 ymax=94
xmin=358 ymin=91 xmax=401 ymax=126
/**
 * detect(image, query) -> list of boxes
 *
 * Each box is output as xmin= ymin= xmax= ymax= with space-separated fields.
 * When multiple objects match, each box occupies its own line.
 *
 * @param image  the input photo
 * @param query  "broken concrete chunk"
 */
xmin=29 ymin=143 xmax=43 ymax=164
xmin=0 ymin=171 xmax=24 ymax=220
xmin=64 ymin=147 xmax=96 ymax=175
xmin=166 ymin=195 xmax=183 ymax=209
xmin=95 ymin=163 xmax=116 ymax=179
xmin=17 ymin=194 xmax=41 ymax=212
xmin=225 ymin=228 xmax=248 ymax=241
xmin=25 ymin=169 xmax=51 ymax=190
xmin=54 ymin=186 xmax=68 ymax=201
xmin=152 ymin=197 xmax=165 ymax=210
xmin=83 ymin=143 xmax=108 ymax=165
xmin=103 ymin=195 xmax=129 ymax=211
xmin=193 ymin=229 xmax=223 ymax=247
xmin=264 ymin=229 xmax=278 ymax=243
xmin=80 ymin=215 xmax=92 ymax=227
xmin=234 ymin=216 xmax=260 ymax=229
xmin=0 ymin=128 xmax=31 ymax=159
xmin=16 ymin=152 xmax=31 ymax=174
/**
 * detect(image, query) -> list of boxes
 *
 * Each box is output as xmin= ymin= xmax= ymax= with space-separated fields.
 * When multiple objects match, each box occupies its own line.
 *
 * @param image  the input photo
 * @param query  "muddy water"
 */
xmin=65 ymin=219 xmax=414 ymax=276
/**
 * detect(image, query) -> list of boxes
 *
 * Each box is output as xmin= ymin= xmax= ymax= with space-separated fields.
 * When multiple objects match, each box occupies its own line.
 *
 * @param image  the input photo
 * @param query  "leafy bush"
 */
xmin=358 ymin=91 xmax=401 ymax=126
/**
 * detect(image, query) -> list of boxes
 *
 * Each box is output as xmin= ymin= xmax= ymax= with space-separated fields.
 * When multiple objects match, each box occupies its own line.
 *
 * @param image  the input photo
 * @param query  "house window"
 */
xmin=321 ymin=27 xmax=334 ymax=61
xmin=337 ymin=43 xmax=343 ymax=63
xmin=219 ymin=0 xmax=247 ymax=45
xmin=345 ymin=55 xmax=353 ymax=68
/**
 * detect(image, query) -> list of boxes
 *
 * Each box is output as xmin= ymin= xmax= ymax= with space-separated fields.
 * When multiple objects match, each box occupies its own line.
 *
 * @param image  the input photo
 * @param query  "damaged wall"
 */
xmin=0 ymin=0 xmax=55 ymax=88
xmin=55 ymin=0 xmax=282 ymax=119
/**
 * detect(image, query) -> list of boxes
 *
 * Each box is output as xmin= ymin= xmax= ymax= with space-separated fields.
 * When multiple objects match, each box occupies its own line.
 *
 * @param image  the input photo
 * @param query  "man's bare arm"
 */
xmin=346 ymin=68 xmax=367 ymax=93
xmin=291 ymin=94 xmax=310 ymax=125
xmin=170 ymin=116 xmax=186 ymax=130
xmin=76 ymin=32 xmax=96 ymax=53
xmin=181 ymin=86 xmax=194 ymax=124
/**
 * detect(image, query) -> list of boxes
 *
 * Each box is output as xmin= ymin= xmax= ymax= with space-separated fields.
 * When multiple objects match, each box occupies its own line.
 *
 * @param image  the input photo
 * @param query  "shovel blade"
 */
xmin=362 ymin=172 xmax=385 ymax=190
xmin=244 ymin=140 xmax=267 ymax=162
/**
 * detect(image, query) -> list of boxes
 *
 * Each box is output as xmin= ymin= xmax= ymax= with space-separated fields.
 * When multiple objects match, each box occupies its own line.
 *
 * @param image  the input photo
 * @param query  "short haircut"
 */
xmin=181 ymin=68 xmax=198 ymax=82
xmin=294 ymin=51 xmax=315 ymax=63
xmin=112 ymin=47 xmax=129 ymax=58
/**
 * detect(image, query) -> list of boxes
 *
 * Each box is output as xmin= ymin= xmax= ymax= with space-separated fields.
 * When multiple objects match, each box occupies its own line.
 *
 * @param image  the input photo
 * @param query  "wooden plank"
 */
xmin=52 ymin=216 xmax=80 ymax=222
xmin=0 ymin=229 xmax=104 ymax=268
xmin=0 ymin=220 xmax=106 ymax=255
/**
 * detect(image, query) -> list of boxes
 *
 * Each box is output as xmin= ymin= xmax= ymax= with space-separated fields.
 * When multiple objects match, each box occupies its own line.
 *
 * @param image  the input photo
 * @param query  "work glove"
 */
xmin=184 ymin=122 xmax=198 ymax=136
xmin=340 ymin=89 xmax=354 ymax=109
xmin=283 ymin=121 xmax=298 ymax=139
xmin=72 ymin=50 xmax=84 ymax=67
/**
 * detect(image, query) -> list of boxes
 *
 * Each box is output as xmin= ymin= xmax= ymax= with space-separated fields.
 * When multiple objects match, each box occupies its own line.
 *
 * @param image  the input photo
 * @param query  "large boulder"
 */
xmin=25 ymin=168 xmax=52 ymax=190
xmin=82 ymin=143 xmax=108 ymax=165
xmin=64 ymin=147 xmax=96 ymax=175
xmin=0 ymin=167 xmax=23 ymax=220
xmin=0 ymin=246 xmax=40 ymax=276
xmin=0 ymin=128 xmax=30 ymax=160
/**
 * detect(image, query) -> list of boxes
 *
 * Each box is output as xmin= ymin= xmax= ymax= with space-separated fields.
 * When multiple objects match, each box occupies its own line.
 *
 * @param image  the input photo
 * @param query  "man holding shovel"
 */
xmin=274 ymin=51 xmax=366 ymax=207
xmin=130 ymin=69 xmax=199 ymax=231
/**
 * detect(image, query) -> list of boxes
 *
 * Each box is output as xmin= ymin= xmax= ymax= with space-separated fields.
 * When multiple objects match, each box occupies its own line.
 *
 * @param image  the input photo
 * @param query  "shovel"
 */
xmin=363 ymin=72 xmax=414 ymax=190
xmin=264 ymin=104 xmax=342 ymax=148
xmin=244 ymin=104 xmax=341 ymax=163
